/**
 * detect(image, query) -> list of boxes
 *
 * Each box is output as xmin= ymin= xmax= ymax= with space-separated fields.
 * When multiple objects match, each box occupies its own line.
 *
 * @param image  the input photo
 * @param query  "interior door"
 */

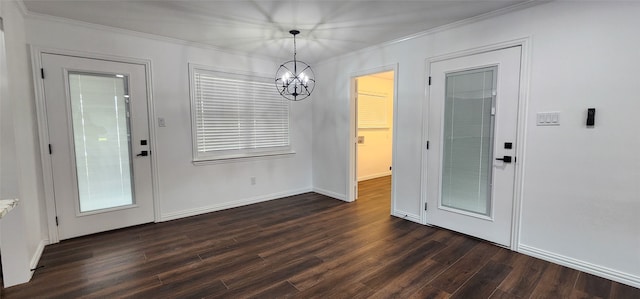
xmin=41 ymin=53 xmax=154 ymax=240
xmin=425 ymin=46 xmax=521 ymax=247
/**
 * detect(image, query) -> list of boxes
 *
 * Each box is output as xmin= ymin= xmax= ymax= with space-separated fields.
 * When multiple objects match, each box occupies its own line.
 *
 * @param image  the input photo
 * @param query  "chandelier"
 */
xmin=275 ymin=30 xmax=315 ymax=101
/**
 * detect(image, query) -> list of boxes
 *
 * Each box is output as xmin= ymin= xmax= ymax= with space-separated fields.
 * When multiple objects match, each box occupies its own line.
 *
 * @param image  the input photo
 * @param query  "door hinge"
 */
xmin=424 ymin=202 xmax=428 ymax=211
xmin=389 ymin=166 xmax=392 ymax=171
xmin=48 ymin=144 xmax=52 ymax=155
xmin=41 ymin=68 xmax=45 ymax=79
xmin=426 ymin=141 xmax=430 ymax=150
xmin=55 ymin=216 xmax=59 ymax=226
xmin=428 ymin=76 xmax=432 ymax=86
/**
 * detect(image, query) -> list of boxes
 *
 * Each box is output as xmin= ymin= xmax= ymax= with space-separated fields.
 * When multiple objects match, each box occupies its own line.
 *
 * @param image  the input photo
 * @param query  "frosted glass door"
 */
xmin=425 ymin=46 xmax=521 ymax=247
xmin=43 ymin=53 xmax=154 ymax=241
xmin=69 ymin=73 xmax=134 ymax=212
xmin=441 ymin=67 xmax=496 ymax=216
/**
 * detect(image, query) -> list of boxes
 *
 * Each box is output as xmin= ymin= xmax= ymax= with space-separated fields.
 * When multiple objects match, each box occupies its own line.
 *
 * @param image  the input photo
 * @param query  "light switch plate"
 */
xmin=536 ymin=112 xmax=560 ymax=126
xmin=158 ymin=117 xmax=166 ymax=127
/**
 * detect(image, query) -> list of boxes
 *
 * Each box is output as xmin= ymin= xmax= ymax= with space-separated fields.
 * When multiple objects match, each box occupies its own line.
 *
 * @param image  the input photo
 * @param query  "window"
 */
xmin=357 ymin=89 xmax=390 ymax=129
xmin=189 ymin=65 xmax=291 ymax=161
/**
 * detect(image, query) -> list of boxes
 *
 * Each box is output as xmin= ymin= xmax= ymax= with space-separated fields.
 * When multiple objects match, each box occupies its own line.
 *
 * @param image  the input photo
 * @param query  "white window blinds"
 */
xmin=190 ymin=66 xmax=290 ymax=160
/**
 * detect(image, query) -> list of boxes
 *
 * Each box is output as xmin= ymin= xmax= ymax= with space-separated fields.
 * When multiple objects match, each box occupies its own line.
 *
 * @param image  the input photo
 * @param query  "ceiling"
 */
xmin=23 ymin=0 xmax=530 ymax=63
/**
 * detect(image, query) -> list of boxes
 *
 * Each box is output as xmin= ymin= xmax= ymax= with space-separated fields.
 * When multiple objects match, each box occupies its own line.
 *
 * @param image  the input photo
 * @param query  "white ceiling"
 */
xmin=23 ymin=0 xmax=530 ymax=63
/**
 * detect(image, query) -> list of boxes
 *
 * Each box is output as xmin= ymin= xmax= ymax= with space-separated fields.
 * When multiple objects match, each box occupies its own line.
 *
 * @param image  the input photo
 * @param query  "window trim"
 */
xmin=188 ymin=64 xmax=294 ymax=163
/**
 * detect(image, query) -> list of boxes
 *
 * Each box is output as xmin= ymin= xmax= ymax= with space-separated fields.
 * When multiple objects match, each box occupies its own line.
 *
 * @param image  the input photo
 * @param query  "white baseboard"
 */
xmin=518 ymin=244 xmax=640 ymax=288
xmin=30 ymin=239 xmax=48 ymax=271
xmin=392 ymin=210 xmax=421 ymax=224
xmin=160 ymin=187 xmax=313 ymax=222
xmin=358 ymin=172 xmax=392 ymax=182
xmin=312 ymin=187 xmax=347 ymax=202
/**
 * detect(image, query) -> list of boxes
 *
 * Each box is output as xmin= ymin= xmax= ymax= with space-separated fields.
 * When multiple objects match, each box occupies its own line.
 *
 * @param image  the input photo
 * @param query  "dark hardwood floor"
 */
xmin=3 ymin=176 xmax=639 ymax=298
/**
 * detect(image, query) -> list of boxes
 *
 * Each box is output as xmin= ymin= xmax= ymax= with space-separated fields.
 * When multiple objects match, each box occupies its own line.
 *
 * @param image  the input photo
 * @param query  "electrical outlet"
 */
xmin=250 ymin=177 xmax=256 ymax=185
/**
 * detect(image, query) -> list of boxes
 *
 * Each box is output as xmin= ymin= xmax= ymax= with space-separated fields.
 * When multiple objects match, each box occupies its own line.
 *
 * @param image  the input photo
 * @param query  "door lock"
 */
xmin=495 ymin=156 xmax=512 ymax=163
xmin=136 ymin=151 xmax=149 ymax=157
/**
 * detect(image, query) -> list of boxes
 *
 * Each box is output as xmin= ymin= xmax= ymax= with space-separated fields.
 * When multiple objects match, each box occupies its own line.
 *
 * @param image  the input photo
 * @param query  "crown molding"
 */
xmin=21 ymin=8 xmax=285 ymax=63
xmin=386 ymin=0 xmax=546 ymax=45
xmin=317 ymin=0 xmax=548 ymax=65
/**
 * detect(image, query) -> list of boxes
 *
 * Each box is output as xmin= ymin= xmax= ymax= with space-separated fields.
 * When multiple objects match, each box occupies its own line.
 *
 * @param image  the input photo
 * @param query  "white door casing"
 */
xmin=354 ymin=78 xmax=359 ymax=200
xmin=41 ymin=53 xmax=154 ymax=240
xmin=425 ymin=46 xmax=522 ymax=247
xmin=348 ymin=64 xmax=398 ymax=206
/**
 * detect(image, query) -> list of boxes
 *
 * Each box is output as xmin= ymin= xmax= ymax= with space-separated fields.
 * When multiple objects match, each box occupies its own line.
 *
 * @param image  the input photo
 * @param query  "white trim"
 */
xmin=348 ymin=64 xmax=399 ymax=215
xmin=29 ymin=239 xmax=48 ymax=271
xmin=426 ymin=39 xmax=529 ymax=64
xmin=391 ymin=210 xmax=421 ymax=224
xmin=22 ymin=9 xmax=285 ymax=62
xmin=511 ymin=38 xmax=531 ymax=252
xmin=312 ymin=187 xmax=347 ymax=202
xmin=420 ymin=54 xmax=431 ymax=226
xmin=518 ymin=244 xmax=640 ymax=289
xmin=192 ymin=151 xmax=296 ymax=164
xmin=192 ymin=151 xmax=296 ymax=166
xmin=160 ymin=187 xmax=313 ymax=222
xmin=30 ymin=46 xmax=58 ymax=243
xmin=421 ymin=37 xmax=531 ymax=251
xmin=145 ymin=55 xmax=162 ymax=225
xmin=317 ymin=1 xmax=544 ymax=66
xmin=30 ymin=46 xmax=160 ymax=243
xmin=357 ymin=172 xmax=392 ymax=182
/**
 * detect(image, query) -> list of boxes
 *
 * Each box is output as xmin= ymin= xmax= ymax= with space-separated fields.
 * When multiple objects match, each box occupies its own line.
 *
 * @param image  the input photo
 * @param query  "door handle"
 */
xmin=136 ymin=150 xmax=149 ymax=157
xmin=495 ymin=156 xmax=512 ymax=163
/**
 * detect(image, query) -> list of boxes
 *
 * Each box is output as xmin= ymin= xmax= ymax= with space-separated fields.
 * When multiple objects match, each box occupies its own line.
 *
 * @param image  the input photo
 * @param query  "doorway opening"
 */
xmin=349 ymin=68 xmax=396 ymax=207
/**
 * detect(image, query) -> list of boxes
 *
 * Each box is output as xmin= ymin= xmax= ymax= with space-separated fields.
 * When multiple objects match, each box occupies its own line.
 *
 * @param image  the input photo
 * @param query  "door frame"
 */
xmin=348 ymin=64 xmax=398 ymax=209
xmin=421 ymin=38 xmax=530 ymax=250
xmin=30 ymin=46 xmax=160 ymax=244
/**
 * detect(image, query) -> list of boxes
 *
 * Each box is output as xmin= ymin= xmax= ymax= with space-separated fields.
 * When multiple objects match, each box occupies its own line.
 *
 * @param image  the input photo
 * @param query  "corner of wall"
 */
xmin=391 ymin=210 xmax=421 ymax=224
xmin=0 ymin=0 xmax=49 ymax=286
xmin=312 ymin=187 xmax=347 ymax=202
xmin=15 ymin=1 xmax=29 ymax=17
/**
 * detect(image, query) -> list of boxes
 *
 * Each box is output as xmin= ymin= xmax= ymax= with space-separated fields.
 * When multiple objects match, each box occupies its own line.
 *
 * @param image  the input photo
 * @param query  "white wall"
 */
xmin=0 ymin=1 xmax=48 ymax=286
xmin=312 ymin=1 xmax=640 ymax=287
xmin=8 ymin=0 xmax=640 ymax=289
xmin=0 ymin=5 xmax=19 ymax=199
xmin=357 ymin=75 xmax=393 ymax=181
xmin=25 ymin=13 xmax=313 ymax=222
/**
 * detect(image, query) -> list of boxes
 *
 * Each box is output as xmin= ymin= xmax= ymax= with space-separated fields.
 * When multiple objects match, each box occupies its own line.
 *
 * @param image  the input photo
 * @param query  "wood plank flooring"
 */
xmin=3 ymin=176 xmax=639 ymax=298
